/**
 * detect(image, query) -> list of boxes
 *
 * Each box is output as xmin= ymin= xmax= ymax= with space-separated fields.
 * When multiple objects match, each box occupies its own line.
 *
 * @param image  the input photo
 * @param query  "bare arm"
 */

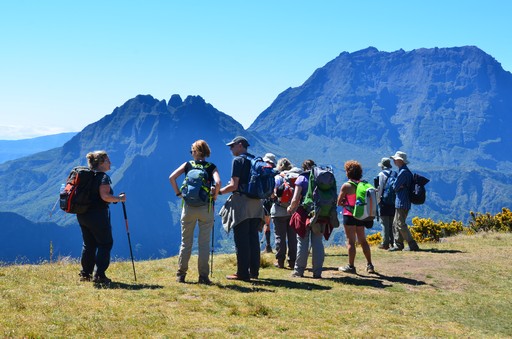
xmin=337 ymin=182 xmax=351 ymax=206
xmin=220 ymin=176 xmax=239 ymax=195
xmin=286 ymin=185 xmax=303 ymax=214
xmin=99 ymin=184 xmax=126 ymax=203
xmin=169 ymin=162 xmax=187 ymax=196
xmin=211 ymin=168 xmax=222 ymax=200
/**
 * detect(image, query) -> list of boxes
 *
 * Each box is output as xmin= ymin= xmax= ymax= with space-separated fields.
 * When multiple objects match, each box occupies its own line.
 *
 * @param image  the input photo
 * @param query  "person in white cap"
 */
xmin=389 ymin=151 xmax=420 ymax=251
xmin=376 ymin=157 xmax=396 ymax=250
xmin=261 ymin=153 xmax=277 ymax=253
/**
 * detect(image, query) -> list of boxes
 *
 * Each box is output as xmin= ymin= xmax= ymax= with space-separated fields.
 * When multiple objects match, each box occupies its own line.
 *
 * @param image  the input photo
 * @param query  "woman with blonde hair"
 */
xmin=78 ymin=150 xmax=126 ymax=284
xmin=169 ymin=140 xmax=221 ymax=284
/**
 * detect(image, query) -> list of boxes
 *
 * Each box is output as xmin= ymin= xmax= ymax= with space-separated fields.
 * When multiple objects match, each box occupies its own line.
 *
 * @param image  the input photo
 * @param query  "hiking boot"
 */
xmin=198 ymin=276 xmax=212 ymax=285
xmin=366 ymin=263 xmax=375 ymax=274
xmin=274 ymin=261 xmax=285 ymax=269
xmin=226 ymin=273 xmax=251 ymax=282
xmin=404 ymin=241 xmax=420 ymax=252
xmin=79 ymin=272 xmax=92 ymax=282
xmin=378 ymin=243 xmax=389 ymax=250
xmin=93 ymin=275 xmax=112 ymax=284
xmin=388 ymin=245 xmax=404 ymax=252
xmin=176 ymin=275 xmax=186 ymax=283
xmin=339 ymin=265 xmax=356 ymax=274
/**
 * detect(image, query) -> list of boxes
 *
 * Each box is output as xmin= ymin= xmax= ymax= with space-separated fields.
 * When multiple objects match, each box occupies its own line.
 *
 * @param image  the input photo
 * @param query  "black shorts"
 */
xmin=343 ymin=215 xmax=373 ymax=227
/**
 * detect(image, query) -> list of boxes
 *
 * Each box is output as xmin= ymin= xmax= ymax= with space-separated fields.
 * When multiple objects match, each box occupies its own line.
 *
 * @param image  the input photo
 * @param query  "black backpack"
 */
xmin=409 ymin=172 xmax=430 ymax=205
xmin=60 ymin=166 xmax=97 ymax=214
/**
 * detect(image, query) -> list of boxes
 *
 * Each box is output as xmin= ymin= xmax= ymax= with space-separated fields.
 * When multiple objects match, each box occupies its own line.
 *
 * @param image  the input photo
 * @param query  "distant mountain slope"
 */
xmin=0 ymin=212 xmax=82 ymax=263
xmin=249 ymin=46 xmax=512 ymax=221
xmin=0 ymin=132 xmax=77 ymax=164
xmin=0 ymin=94 xmax=254 ymax=261
xmin=250 ymin=46 xmax=512 ymax=172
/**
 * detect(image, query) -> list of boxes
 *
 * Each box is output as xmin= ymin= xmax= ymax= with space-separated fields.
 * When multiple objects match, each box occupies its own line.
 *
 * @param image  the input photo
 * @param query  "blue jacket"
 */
xmin=393 ymin=164 xmax=412 ymax=210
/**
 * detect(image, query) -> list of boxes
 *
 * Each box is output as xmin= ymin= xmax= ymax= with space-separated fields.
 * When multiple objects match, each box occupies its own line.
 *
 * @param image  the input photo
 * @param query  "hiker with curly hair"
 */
xmin=337 ymin=160 xmax=375 ymax=274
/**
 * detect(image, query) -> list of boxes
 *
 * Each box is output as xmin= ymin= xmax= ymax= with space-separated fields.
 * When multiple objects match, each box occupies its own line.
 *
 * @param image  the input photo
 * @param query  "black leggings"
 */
xmin=77 ymin=208 xmax=113 ymax=277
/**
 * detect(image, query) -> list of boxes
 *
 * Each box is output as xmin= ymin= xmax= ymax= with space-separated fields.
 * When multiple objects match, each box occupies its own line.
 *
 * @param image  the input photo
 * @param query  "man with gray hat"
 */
xmin=375 ymin=157 xmax=396 ymax=250
xmin=219 ymin=136 xmax=265 ymax=281
xmin=389 ymin=151 xmax=420 ymax=252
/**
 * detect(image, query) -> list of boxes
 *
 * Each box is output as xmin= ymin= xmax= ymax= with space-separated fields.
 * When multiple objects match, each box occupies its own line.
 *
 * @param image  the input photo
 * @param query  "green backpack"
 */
xmin=348 ymin=180 xmax=378 ymax=222
xmin=301 ymin=166 xmax=339 ymax=228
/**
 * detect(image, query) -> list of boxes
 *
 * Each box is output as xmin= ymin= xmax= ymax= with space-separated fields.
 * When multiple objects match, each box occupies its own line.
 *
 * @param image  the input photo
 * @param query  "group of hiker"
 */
xmin=73 ymin=136 xmax=421 ymax=284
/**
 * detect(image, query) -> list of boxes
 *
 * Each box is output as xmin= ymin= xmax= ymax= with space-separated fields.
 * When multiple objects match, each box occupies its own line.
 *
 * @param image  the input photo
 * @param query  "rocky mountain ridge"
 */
xmin=1 ymin=46 xmax=511 ymax=263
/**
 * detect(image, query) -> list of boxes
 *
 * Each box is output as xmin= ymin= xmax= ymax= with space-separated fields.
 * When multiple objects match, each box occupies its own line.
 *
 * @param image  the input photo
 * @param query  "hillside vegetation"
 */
xmin=1 ymin=232 xmax=511 ymax=338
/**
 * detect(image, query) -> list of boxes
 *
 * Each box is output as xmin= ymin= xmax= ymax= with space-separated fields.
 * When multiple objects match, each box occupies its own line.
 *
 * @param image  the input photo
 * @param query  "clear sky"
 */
xmin=0 ymin=0 xmax=510 ymax=140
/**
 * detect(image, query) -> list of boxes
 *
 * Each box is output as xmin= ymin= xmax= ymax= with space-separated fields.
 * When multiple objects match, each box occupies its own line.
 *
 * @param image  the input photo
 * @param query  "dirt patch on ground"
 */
xmin=319 ymin=233 xmax=512 ymax=292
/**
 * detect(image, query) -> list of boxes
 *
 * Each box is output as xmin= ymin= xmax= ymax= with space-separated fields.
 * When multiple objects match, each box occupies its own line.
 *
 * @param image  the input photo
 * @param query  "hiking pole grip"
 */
xmin=122 ymin=202 xmax=137 ymax=281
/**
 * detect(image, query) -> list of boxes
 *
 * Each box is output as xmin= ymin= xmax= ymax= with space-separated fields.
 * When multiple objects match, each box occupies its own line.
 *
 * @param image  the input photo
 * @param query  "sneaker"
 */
xmin=79 ymin=272 xmax=92 ymax=282
xmin=226 ymin=273 xmax=251 ymax=282
xmin=388 ymin=245 xmax=404 ymax=252
xmin=93 ymin=275 xmax=112 ymax=284
xmin=176 ymin=275 xmax=186 ymax=283
xmin=404 ymin=246 xmax=420 ymax=252
xmin=339 ymin=265 xmax=356 ymax=274
xmin=366 ymin=263 xmax=375 ymax=274
xmin=198 ymin=276 xmax=212 ymax=285
xmin=378 ymin=243 xmax=389 ymax=250
xmin=290 ymin=271 xmax=303 ymax=278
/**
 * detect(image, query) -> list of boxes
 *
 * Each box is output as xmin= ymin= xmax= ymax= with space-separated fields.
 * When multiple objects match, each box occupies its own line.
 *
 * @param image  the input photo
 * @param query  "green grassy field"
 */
xmin=1 ymin=232 xmax=511 ymax=338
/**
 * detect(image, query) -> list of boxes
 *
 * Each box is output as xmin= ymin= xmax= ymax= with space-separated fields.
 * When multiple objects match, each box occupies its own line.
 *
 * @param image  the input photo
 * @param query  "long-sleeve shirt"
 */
xmin=392 ymin=164 xmax=413 ymax=210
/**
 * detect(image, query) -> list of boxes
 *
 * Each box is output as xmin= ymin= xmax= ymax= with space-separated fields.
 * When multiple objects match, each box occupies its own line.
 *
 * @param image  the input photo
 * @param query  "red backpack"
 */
xmin=276 ymin=171 xmax=299 ymax=205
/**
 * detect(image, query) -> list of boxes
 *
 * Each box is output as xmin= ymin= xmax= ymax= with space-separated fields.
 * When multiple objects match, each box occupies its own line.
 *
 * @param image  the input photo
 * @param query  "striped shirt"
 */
xmin=392 ymin=164 xmax=413 ymax=210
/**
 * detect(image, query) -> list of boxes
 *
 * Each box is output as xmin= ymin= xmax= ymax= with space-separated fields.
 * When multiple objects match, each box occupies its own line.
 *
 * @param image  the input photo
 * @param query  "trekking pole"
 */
xmin=210 ymin=221 xmax=214 ymax=277
xmin=121 ymin=202 xmax=137 ymax=281
xmin=210 ymin=198 xmax=215 ymax=277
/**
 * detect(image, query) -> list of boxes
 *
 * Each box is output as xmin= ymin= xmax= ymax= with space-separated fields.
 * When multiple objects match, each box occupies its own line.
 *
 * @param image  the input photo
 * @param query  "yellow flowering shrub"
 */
xmin=366 ymin=232 xmax=382 ymax=246
xmin=366 ymin=217 xmax=466 ymax=244
xmin=469 ymin=208 xmax=512 ymax=233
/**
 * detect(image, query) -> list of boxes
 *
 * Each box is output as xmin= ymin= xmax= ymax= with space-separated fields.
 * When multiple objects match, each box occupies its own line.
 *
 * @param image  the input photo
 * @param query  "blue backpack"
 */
xmin=180 ymin=161 xmax=212 ymax=207
xmin=240 ymin=154 xmax=276 ymax=199
xmin=381 ymin=170 xmax=397 ymax=206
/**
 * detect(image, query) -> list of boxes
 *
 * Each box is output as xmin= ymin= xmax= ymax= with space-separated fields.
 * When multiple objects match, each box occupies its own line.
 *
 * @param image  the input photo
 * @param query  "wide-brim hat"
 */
xmin=226 ymin=136 xmax=249 ymax=147
xmin=262 ymin=153 xmax=276 ymax=165
xmin=378 ymin=157 xmax=392 ymax=168
xmin=390 ymin=151 xmax=409 ymax=164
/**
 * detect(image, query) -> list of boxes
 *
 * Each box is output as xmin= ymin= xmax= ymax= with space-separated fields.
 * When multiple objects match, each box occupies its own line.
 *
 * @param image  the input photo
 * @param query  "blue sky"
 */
xmin=0 ymin=1 xmax=510 ymax=140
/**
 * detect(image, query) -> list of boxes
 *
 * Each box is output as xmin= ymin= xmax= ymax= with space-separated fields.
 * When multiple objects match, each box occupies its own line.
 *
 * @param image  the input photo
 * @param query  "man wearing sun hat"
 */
xmin=388 ymin=151 xmax=420 ymax=252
